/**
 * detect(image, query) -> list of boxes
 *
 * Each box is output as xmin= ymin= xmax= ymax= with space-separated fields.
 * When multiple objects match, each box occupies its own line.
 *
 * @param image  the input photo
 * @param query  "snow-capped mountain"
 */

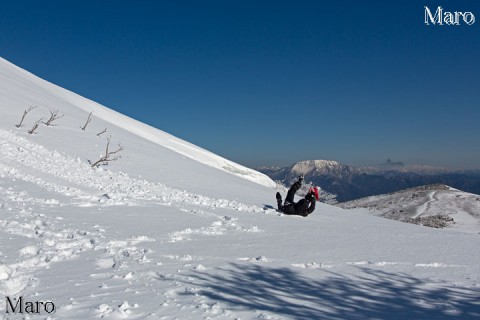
xmin=260 ymin=159 xmax=356 ymax=179
xmin=290 ymin=160 xmax=352 ymax=176
xmin=337 ymin=184 xmax=480 ymax=234
xmin=1 ymin=57 xmax=480 ymax=319
xmin=259 ymin=160 xmax=480 ymax=202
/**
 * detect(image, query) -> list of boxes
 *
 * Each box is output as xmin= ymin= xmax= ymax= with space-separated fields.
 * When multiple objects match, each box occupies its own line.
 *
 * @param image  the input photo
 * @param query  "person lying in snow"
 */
xmin=276 ymin=175 xmax=319 ymax=217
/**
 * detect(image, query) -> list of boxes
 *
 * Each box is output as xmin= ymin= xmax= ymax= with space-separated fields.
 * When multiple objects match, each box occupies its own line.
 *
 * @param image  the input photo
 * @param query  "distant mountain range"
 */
xmin=257 ymin=160 xmax=480 ymax=202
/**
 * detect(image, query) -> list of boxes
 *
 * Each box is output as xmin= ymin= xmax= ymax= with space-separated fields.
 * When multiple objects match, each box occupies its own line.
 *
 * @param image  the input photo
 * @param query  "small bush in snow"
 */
xmin=28 ymin=118 xmax=43 ymax=135
xmin=89 ymin=137 xmax=124 ymax=168
xmin=97 ymin=128 xmax=107 ymax=137
xmin=43 ymin=109 xmax=64 ymax=126
xmin=15 ymin=105 xmax=37 ymax=128
xmin=81 ymin=111 xmax=93 ymax=131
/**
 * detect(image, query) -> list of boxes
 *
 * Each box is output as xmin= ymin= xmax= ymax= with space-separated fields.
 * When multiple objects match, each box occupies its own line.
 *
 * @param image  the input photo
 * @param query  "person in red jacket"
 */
xmin=276 ymin=175 xmax=319 ymax=217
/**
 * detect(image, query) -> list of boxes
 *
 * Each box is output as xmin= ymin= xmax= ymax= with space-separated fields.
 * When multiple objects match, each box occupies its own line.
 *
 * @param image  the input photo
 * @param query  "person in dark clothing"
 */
xmin=276 ymin=176 xmax=318 ymax=217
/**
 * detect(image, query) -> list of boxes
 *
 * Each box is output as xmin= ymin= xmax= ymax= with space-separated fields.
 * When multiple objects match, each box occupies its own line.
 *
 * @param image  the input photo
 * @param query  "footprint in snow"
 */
xmin=96 ymin=301 xmax=138 ymax=318
xmin=238 ymin=256 xmax=270 ymax=263
xmin=292 ymin=262 xmax=334 ymax=269
xmin=414 ymin=263 xmax=459 ymax=268
xmin=347 ymin=261 xmax=399 ymax=267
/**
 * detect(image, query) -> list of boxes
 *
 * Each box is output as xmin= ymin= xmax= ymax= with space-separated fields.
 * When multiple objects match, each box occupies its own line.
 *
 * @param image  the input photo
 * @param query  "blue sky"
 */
xmin=1 ymin=1 xmax=479 ymax=169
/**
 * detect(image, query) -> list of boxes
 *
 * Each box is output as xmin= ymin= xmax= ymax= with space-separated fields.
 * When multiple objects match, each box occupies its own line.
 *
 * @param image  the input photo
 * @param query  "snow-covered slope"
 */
xmin=0 ymin=57 xmax=275 ymax=196
xmin=338 ymin=184 xmax=480 ymax=234
xmin=1 ymin=58 xmax=480 ymax=319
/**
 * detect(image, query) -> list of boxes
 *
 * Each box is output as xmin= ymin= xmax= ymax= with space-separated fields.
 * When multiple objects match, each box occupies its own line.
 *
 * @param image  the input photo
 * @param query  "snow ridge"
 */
xmin=338 ymin=184 xmax=480 ymax=233
xmin=0 ymin=57 xmax=275 ymax=188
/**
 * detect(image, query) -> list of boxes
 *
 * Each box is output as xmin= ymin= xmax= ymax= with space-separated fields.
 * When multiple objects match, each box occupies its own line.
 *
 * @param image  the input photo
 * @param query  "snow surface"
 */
xmin=338 ymin=185 xmax=480 ymax=234
xmin=1 ymin=57 xmax=480 ymax=319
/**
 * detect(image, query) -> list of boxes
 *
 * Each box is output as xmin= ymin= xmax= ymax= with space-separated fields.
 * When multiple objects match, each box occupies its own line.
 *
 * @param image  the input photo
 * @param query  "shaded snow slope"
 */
xmin=0 ymin=57 xmax=275 ymax=197
xmin=1 ymin=173 xmax=479 ymax=319
xmin=1 ymin=58 xmax=479 ymax=319
xmin=338 ymin=184 xmax=480 ymax=234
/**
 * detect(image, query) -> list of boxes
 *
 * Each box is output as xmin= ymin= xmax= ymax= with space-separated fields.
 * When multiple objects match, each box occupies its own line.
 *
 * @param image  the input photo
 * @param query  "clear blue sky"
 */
xmin=1 ymin=1 xmax=479 ymax=169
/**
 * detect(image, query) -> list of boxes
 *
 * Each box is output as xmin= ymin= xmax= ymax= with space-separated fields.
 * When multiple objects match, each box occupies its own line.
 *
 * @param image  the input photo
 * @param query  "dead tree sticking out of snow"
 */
xmin=96 ymin=128 xmax=107 ymax=137
xmin=16 ymin=105 xmax=37 ymax=128
xmin=81 ymin=111 xmax=93 ymax=131
xmin=44 ymin=109 xmax=64 ymax=126
xmin=90 ymin=137 xmax=124 ymax=168
xmin=28 ymin=118 xmax=43 ymax=135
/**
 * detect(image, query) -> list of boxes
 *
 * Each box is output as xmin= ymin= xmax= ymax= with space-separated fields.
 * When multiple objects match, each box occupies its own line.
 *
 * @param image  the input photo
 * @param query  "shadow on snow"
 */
xmin=180 ymin=263 xmax=480 ymax=319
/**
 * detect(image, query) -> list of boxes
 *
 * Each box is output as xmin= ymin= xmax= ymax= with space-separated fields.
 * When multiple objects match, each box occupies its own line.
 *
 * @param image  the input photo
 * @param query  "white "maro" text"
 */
xmin=425 ymin=6 xmax=475 ymax=26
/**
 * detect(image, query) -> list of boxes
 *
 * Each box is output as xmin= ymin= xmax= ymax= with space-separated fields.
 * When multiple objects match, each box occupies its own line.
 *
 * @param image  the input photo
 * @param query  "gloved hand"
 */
xmin=297 ymin=175 xmax=304 ymax=184
xmin=305 ymin=193 xmax=315 ymax=201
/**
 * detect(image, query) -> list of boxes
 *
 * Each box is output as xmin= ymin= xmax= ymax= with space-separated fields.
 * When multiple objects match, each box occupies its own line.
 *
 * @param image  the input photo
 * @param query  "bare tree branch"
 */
xmin=15 ymin=105 xmax=37 ymax=128
xmin=44 ymin=109 xmax=64 ymax=126
xmin=81 ymin=111 xmax=93 ymax=131
xmin=96 ymin=128 xmax=107 ymax=137
xmin=90 ymin=137 xmax=124 ymax=168
xmin=28 ymin=118 xmax=43 ymax=135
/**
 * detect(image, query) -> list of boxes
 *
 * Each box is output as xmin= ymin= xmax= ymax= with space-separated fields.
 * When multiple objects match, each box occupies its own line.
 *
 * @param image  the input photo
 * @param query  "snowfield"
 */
xmin=338 ymin=184 xmax=480 ymax=234
xmin=1 ymin=57 xmax=479 ymax=319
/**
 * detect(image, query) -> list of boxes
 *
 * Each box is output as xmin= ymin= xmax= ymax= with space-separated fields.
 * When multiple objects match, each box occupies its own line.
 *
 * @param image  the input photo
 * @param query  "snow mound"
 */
xmin=338 ymin=184 xmax=480 ymax=233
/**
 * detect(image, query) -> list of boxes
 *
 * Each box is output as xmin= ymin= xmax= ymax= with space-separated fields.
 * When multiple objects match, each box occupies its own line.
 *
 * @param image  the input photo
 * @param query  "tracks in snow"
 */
xmin=0 ymin=184 xmax=101 ymax=298
xmin=0 ymin=129 xmax=264 ymax=212
xmin=0 ymin=129 xmax=274 ymax=313
xmin=414 ymin=191 xmax=437 ymax=218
